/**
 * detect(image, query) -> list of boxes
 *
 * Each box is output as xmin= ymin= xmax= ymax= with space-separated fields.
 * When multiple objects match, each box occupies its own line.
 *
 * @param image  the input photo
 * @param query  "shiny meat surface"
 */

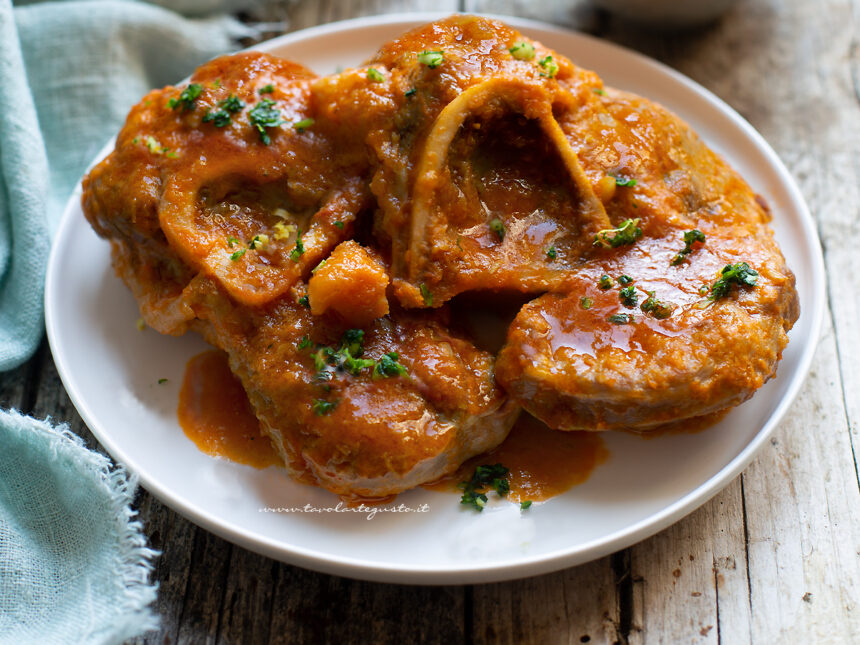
xmin=81 ymin=15 xmax=799 ymax=494
xmin=496 ymin=91 xmax=799 ymax=430
xmin=189 ymin=281 xmax=516 ymax=497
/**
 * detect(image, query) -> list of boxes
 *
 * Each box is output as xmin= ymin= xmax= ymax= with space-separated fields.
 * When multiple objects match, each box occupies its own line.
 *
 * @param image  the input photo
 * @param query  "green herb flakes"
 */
xmin=593 ymin=218 xmax=643 ymax=248
xmin=671 ymin=229 xmax=706 ymax=266
xmin=312 ymin=399 xmax=337 ymax=416
xmin=202 ymin=94 xmax=245 ymax=128
xmin=373 ymin=352 xmax=408 ymax=379
xmin=709 ymin=262 xmax=758 ymax=300
xmin=417 ymin=50 xmax=444 ymax=68
xmin=167 ymin=83 xmax=202 ymax=111
xmin=612 ymin=175 xmax=637 ymax=187
xmin=608 ymin=313 xmax=634 ymax=325
xmin=641 ymin=291 xmax=674 ymax=319
xmin=619 ymin=285 xmax=638 ymax=307
xmin=459 ymin=464 xmax=510 ymax=512
xmin=489 ymin=218 xmax=505 ymax=241
xmin=538 ymin=55 xmax=559 ymax=78
xmin=509 ymin=41 xmax=536 ymax=60
xmin=419 ymin=283 xmax=433 ymax=307
xmin=293 ymin=117 xmax=315 ymax=133
xmin=248 ymin=99 xmax=284 ymax=145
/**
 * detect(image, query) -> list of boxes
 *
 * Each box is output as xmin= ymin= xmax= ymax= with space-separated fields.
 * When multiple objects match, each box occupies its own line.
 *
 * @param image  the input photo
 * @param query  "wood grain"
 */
xmin=4 ymin=0 xmax=856 ymax=643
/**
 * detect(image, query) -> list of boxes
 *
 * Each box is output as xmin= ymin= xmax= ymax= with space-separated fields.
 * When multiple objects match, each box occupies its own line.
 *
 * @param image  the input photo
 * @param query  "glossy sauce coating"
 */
xmin=178 ymin=350 xmax=282 ymax=468
xmin=82 ymin=15 xmax=799 ymax=499
xmin=426 ymin=413 xmax=608 ymax=503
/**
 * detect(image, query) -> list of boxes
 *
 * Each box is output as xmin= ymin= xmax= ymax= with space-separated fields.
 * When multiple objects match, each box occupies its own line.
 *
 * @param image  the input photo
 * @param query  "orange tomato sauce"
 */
xmin=425 ymin=413 xmax=609 ymax=503
xmin=178 ymin=350 xmax=282 ymax=468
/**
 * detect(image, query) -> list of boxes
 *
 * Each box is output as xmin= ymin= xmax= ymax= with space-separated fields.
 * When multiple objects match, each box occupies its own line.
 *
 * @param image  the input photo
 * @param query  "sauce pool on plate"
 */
xmin=425 ymin=413 xmax=609 ymax=503
xmin=178 ymin=350 xmax=282 ymax=468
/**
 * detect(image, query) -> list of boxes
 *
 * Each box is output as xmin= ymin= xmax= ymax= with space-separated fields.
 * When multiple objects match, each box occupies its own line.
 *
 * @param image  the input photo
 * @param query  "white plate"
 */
xmin=45 ymin=14 xmax=825 ymax=584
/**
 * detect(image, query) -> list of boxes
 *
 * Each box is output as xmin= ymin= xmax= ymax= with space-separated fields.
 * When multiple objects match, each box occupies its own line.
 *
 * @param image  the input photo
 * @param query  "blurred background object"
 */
xmin=590 ymin=0 xmax=741 ymax=28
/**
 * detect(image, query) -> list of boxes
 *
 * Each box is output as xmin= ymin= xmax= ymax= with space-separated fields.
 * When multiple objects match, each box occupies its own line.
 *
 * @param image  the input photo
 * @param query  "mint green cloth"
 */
xmin=0 ymin=0 xmax=261 ymax=370
xmin=0 ymin=1 xmax=266 ymax=642
xmin=0 ymin=410 xmax=159 ymax=643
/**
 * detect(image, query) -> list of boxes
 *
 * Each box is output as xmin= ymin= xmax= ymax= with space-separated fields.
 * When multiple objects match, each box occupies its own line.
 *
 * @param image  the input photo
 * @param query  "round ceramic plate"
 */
xmin=45 ymin=14 xmax=825 ymax=584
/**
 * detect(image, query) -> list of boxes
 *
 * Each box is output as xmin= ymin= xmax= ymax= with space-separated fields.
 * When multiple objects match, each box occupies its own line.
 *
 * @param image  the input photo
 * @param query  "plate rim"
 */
xmin=45 ymin=12 xmax=826 ymax=584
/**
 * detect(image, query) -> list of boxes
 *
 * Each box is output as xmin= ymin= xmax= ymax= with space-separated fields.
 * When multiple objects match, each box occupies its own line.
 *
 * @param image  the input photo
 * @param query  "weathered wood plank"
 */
xmin=741 ymin=315 xmax=860 ymax=642
xmin=267 ymin=568 xmax=465 ymax=644
xmin=471 ymin=556 xmax=622 ymax=645
xmin=628 ymin=480 xmax=751 ymax=645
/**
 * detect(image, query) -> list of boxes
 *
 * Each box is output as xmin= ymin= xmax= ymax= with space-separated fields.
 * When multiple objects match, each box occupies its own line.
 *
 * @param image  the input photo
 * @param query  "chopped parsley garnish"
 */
xmin=289 ymin=230 xmax=304 ymax=261
xmin=594 ymin=219 xmax=643 ymax=248
xmin=334 ymin=221 xmax=344 ymax=229
xmin=259 ymin=84 xmax=275 ymax=94
xmin=593 ymin=88 xmax=606 ymax=96
xmin=671 ymin=229 xmax=706 ymax=266
xmin=608 ymin=313 xmax=634 ymax=324
xmin=229 ymin=248 xmax=246 ymax=261
xmin=459 ymin=464 xmax=510 ymax=512
xmin=167 ymin=83 xmax=202 ymax=111
xmin=157 ymin=378 xmax=168 ymax=385
xmin=489 ymin=218 xmax=505 ymax=241
xmin=202 ymin=94 xmax=245 ymax=127
xmin=546 ymin=246 xmax=557 ymax=260
xmin=298 ymin=294 xmax=310 ymax=308
xmin=580 ymin=297 xmax=593 ymax=310
xmin=538 ymin=55 xmax=559 ymax=78
xmin=248 ymin=99 xmax=284 ymax=145
xmin=419 ymin=283 xmax=433 ymax=306
xmin=297 ymin=335 xmax=312 ymax=350
xmin=145 ymin=136 xmax=164 ymax=154
xmin=618 ymin=285 xmax=639 ymax=307
xmin=248 ymin=234 xmax=269 ymax=250
xmin=417 ymin=50 xmax=444 ymax=68
xmin=598 ymin=274 xmax=613 ymax=290
xmin=312 ymin=259 xmax=327 ymax=274
xmin=226 ymin=236 xmax=239 ymax=248
xmin=641 ymin=291 xmax=674 ymax=319
xmin=212 ymin=79 xmax=222 ymax=88
xmin=612 ymin=174 xmax=637 ymax=187
xmin=312 ymin=399 xmax=337 ymax=416
xmin=293 ymin=117 xmax=315 ymax=133
xmin=520 ymin=500 xmax=533 ymax=510
xmin=308 ymin=329 xmax=406 ymax=381
xmin=617 ymin=275 xmax=634 ymax=286
xmin=709 ymin=262 xmax=758 ymax=301
xmin=404 ymin=88 xmax=417 ymax=97
xmin=619 ymin=285 xmax=638 ymax=307
xmin=366 ymin=68 xmax=385 ymax=82
xmin=508 ymin=41 xmax=535 ymax=60
xmin=373 ymin=352 xmax=408 ymax=379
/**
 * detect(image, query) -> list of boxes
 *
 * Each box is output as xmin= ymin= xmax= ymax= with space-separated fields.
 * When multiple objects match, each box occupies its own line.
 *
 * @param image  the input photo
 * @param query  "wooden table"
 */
xmin=2 ymin=0 xmax=857 ymax=642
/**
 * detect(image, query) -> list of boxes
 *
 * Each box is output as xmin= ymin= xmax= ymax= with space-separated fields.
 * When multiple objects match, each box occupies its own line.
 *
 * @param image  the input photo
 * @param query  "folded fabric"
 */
xmin=0 ymin=0 xmax=263 ymax=371
xmin=0 ymin=410 xmax=158 ymax=644
xmin=1 ymin=1 xmax=266 ymax=642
